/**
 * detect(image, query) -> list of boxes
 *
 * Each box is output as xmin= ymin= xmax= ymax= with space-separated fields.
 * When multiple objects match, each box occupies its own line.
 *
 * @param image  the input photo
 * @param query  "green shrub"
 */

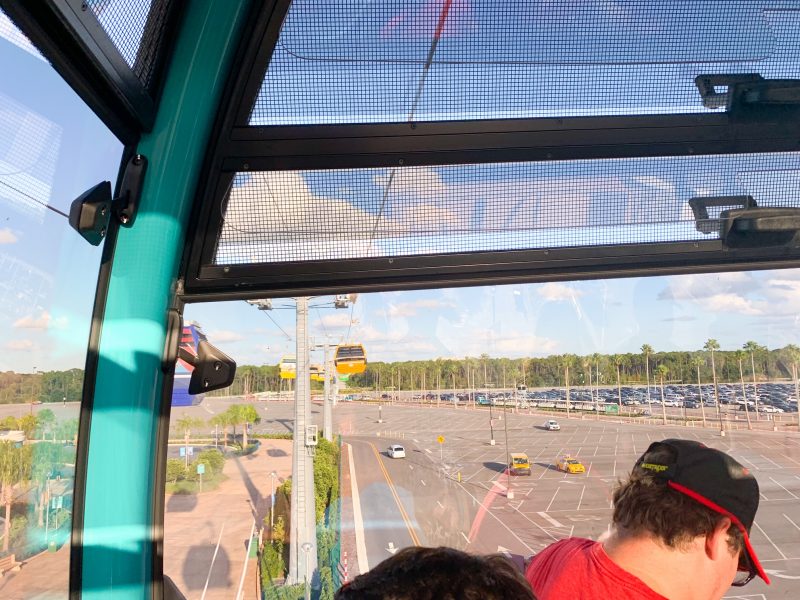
xmin=166 ymin=458 xmax=186 ymax=483
xmin=196 ymin=448 xmax=225 ymax=475
xmin=261 ymin=539 xmax=285 ymax=580
xmin=313 ymin=437 xmax=340 ymax=523
xmin=262 ymin=584 xmax=305 ymax=600
xmin=319 ymin=566 xmax=334 ymax=600
xmin=252 ymin=432 xmax=293 ymax=440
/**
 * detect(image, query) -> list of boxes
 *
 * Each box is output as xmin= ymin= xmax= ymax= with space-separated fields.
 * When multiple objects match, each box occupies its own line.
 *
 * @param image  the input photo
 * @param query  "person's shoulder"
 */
xmin=529 ymin=537 xmax=595 ymax=567
xmin=541 ymin=537 xmax=595 ymax=555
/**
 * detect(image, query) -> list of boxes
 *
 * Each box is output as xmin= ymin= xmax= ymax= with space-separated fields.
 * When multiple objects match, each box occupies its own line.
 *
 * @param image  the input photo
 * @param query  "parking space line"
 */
xmin=577 ymin=485 xmax=586 ymax=511
xmin=537 ymin=511 xmax=566 ymax=528
xmin=460 ymin=531 xmax=470 ymax=544
xmin=783 ymin=513 xmax=800 ymax=533
xmin=546 ymin=488 xmax=560 ymax=512
xmin=759 ymin=454 xmax=783 ymax=469
xmin=458 ymin=482 xmax=539 ymax=552
xmin=781 ymin=453 xmax=800 ymax=467
xmin=769 ymin=477 xmax=799 ymax=499
xmin=753 ymin=521 xmax=787 ymax=560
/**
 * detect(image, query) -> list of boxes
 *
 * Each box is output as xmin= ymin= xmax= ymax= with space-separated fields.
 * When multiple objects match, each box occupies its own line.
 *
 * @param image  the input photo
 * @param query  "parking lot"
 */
xmin=336 ymin=402 xmax=800 ymax=599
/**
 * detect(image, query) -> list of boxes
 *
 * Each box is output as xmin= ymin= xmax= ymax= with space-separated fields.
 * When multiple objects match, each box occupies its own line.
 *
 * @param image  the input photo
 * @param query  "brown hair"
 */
xmin=334 ymin=546 xmax=536 ymax=600
xmin=613 ymin=445 xmax=744 ymax=554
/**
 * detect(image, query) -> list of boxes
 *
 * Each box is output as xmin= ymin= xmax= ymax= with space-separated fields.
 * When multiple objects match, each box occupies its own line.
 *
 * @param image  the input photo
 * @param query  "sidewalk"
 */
xmin=164 ymin=439 xmax=292 ymax=600
xmin=338 ymin=442 xmax=361 ymax=583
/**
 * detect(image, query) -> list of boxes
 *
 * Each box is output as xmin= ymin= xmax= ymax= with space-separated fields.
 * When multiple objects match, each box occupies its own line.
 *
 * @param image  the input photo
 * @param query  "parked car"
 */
xmin=509 ymin=453 xmax=531 ymax=475
xmin=543 ymin=419 xmax=560 ymax=431
xmin=556 ymin=456 xmax=586 ymax=474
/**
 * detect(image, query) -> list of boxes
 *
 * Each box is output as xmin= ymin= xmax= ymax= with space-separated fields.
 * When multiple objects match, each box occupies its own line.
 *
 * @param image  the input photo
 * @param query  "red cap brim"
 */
xmin=668 ymin=481 xmax=769 ymax=585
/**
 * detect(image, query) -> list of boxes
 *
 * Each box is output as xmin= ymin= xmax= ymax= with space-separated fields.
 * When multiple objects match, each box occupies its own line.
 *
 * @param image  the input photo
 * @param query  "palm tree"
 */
xmin=175 ymin=414 xmax=204 ymax=468
xmin=612 ymin=354 xmax=623 ymax=414
xmin=691 ymin=355 xmax=707 ymax=428
xmin=783 ymin=344 xmax=800 ymax=429
xmin=210 ymin=412 xmax=232 ymax=447
xmin=641 ymin=344 xmax=654 ymax=415
xmin=703 ymin=339 xmax=721 ymax=417
xmin=0 ymin=442 xmax=31 ymax=552
xmin=582 ymin=356 xmax=594 ymax=408
xmin=743 ymin=341 xmax=766 ymax=420
xmin=592 ymin=353 xmax=602 ymax=408
xmin=236 ymin=404 xmax=259 ymax=448
xmin=656 ymin=364 xmax=669 ymax=425
xmin=562 ymin=354 xmax=575 ymax=418
xmin=734 ymin=351 xmax=753 ymax=430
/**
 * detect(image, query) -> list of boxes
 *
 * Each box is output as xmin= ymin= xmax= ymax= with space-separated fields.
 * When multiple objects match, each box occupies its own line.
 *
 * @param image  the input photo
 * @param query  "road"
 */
xmin=339 ymin=403 xmax=800 ymax=599
xmin=2 ymin=396 xmax=798 ymax=598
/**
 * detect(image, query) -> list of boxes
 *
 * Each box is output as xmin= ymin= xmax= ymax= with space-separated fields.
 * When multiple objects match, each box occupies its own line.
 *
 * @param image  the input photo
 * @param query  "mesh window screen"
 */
xmin=86 ymin=0 xmax=171 ymax=89
xmin=250 ymin=1 xmax=800 ymax=125
xmin=214 ymin=152 xmax=800 ymax=265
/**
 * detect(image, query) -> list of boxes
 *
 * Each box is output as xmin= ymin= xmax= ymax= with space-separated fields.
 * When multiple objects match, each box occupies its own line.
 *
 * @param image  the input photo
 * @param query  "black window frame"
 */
xmin=1 ymin=0 xmax=184 ymax=145
xmin=181 ymin=1 xmax=800 ymax=300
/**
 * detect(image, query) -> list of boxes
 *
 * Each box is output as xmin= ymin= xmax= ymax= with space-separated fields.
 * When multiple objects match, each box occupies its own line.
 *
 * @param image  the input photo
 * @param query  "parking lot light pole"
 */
xmin=488 ymin=400 xmax=495 ymax=445
xmin=270 ymin=471 xmax=277 ymax=538
xmin=301 ymin=542 xmax=312 ymax=600
xmin=503 ymin=402 xmax=513 ymax=499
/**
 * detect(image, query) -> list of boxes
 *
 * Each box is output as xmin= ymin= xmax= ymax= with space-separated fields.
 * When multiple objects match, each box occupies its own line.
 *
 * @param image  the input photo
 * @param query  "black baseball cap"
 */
xmin=633 ymin=439 xmax=768 ymax=585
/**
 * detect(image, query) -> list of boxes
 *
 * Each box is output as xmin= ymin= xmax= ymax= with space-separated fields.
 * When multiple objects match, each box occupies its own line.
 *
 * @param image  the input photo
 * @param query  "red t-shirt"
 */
xmin=525 ymin=538 xmax=669 ymax=600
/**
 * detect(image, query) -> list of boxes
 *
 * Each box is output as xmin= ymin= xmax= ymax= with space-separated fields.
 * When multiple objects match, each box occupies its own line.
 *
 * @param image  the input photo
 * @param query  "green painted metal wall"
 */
xmin=80 ymin=2 xmax=251 ymax=597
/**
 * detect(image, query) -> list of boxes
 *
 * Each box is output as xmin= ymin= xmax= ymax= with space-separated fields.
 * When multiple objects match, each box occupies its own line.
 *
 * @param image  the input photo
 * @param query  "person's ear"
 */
xmin=705 ymin=517 xmax=734 ymax=561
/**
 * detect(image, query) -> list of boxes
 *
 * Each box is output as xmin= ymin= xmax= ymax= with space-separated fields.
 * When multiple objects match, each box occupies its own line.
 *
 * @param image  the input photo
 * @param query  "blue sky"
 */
xmin=0 ymin=13 xmax=122 ymax=373
xmin=184 ymin=268 xmax=800 ymax=366
xmin=3 ymin=3 xmax=800 ymax=373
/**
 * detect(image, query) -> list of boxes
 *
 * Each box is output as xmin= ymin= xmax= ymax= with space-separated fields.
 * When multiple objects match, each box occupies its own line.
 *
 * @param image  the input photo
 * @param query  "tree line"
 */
xmin=0 ymin=369 xmax=82 ymax=405
xmin=208 ymin=341 xmax=800 ymax=393
xmin=344 ymin=342 xmax=800 ymax=390
xmin=5 ymin=342 xmax=800 ymax=404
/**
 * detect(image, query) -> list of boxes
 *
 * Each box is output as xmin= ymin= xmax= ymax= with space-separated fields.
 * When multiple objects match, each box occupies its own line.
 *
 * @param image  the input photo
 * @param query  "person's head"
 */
xmin=334 ymin=546 xmax=536 ymax=600
xmin=612 ymin=439 xmax=767 ymax=594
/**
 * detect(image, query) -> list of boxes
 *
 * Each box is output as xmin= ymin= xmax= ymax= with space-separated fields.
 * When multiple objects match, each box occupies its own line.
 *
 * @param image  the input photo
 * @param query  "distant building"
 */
xmin=173 ymin=322 xmax=207 ymax=407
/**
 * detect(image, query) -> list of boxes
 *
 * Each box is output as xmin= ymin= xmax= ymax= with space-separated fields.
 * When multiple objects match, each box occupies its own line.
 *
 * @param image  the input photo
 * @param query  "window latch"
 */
xmin=688 ymin=195 xmax=757 ymax=234
xmin=720 ymin=207 xmax=800 ymax=249
xmin=695 ymin=74 xmax=800 ymax=111
xmin=68 ymin=154 xmax=148 ymax=246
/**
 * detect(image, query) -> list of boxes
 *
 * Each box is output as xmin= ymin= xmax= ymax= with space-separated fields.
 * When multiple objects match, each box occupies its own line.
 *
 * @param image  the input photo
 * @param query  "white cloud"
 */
xmin=538 ymin=282 xmax=585 ymax=302
xmin=208 ymin=330 xmax=244 ymax=343
xmin=381 ymin=298 xmax=456 ymax=318
xmin=5 ymin=339 xmax=34 ymax=351
xmin=658 ymin=272 xmax=753 ymax=301
xmin=13 ymin=311 xmax=67 ymax=330
xmin=701 ymin=293 xmax=763 ymax=315
xmin=0 ymin=228 xmax=18 ymax=244
xmin=374 ymin=167 xmax=447 ymax=200
xmin=315 ymin=313 xmax=355 ymax=329
xmin=365 ymin=339 xmax=439 ymax=360
xmin=219 ymin=171 xmax=396 ymax=263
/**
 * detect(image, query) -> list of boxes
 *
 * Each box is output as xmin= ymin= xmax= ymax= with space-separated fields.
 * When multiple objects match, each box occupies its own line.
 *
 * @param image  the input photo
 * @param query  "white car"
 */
xmin=544 ymin=420 xmax=560 ymax=431
xmin=387 ymin=444 xmax=406 ymax=459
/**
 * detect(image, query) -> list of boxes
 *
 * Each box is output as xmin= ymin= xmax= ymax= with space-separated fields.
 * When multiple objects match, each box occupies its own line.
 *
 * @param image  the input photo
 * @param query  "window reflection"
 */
xmin=173 ymin=271 xmax=800 ymax=599
xmin=0 ymin=10 xmax=122 ymax=599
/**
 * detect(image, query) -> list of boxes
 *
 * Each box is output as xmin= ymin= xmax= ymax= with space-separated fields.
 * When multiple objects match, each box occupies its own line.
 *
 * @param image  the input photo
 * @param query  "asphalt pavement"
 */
xmin=338 ymin=403 xmax=800 ymax=600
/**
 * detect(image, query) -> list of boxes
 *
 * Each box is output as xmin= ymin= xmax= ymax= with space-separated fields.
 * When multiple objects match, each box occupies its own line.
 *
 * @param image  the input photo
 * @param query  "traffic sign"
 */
xmin=437 ymin=435 xmax=445 ymax=444
xmin=196 ymin=463 xmax=205 ymax=475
